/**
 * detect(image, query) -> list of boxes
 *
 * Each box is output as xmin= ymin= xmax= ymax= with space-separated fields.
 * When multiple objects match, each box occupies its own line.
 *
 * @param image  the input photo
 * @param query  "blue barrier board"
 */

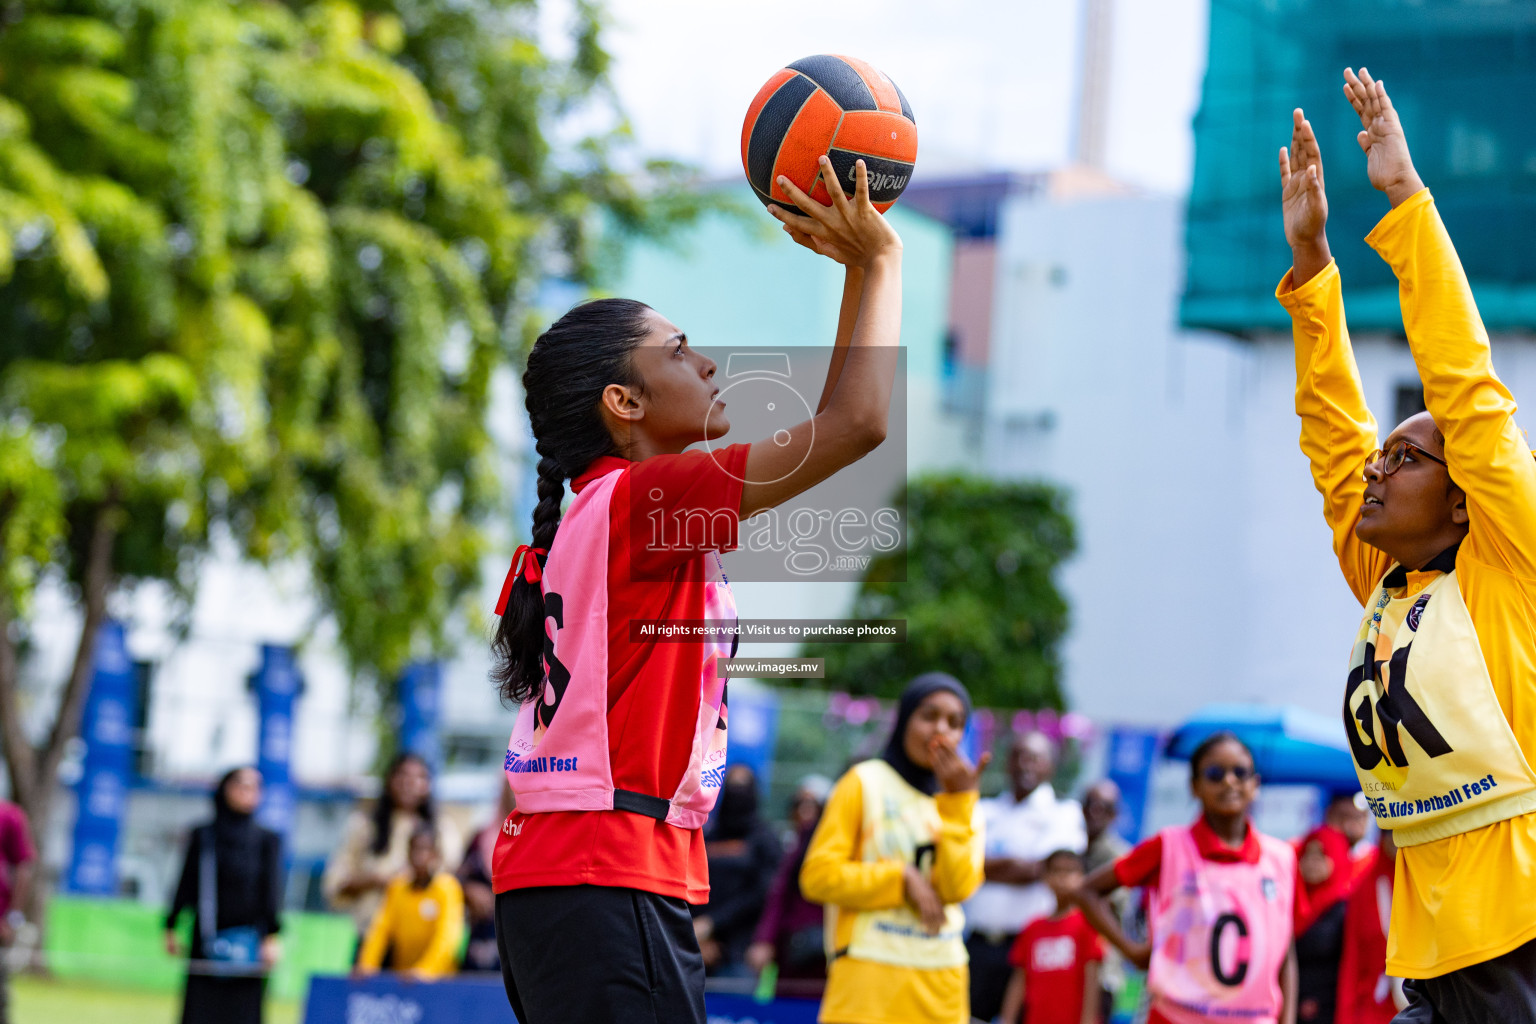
xmin=304 ymin=975 xmax=823 ymax=1023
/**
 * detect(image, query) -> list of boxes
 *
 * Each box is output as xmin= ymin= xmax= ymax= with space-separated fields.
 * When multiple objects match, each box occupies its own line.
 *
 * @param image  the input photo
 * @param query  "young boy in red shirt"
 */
xmin=998 ymin=849 xmax=1105 ymax=1024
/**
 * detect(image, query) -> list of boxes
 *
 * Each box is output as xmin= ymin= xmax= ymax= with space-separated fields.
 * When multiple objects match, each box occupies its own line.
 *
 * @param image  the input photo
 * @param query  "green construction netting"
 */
xmin=1181 ymin=0 xmax=1536 ymax=335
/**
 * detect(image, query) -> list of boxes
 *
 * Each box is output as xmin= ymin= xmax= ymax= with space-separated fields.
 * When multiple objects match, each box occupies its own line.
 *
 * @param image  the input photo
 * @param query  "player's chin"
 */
xmin=702 ymin=409 xmax=731 ymax=439
xmin=1353 ymin=516 xmax=1386 ymax=548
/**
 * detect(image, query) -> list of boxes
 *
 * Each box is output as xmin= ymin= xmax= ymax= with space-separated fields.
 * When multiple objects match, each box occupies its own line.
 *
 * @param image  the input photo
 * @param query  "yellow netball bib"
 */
xmin=1345 ymin=569 xmax=1536 ymax=846
xmin=833 ymin=759 xmax=969 ymax=969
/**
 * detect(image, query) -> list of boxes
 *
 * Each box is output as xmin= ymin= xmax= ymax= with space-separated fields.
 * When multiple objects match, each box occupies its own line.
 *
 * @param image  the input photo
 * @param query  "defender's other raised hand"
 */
xmin=768 ymin=156 xmax=902 ymax=269
xmin=1279 ymin=108 xmax=1332 ymax=286
xmin=1343 ymin=68 xmax=1424 ymax=207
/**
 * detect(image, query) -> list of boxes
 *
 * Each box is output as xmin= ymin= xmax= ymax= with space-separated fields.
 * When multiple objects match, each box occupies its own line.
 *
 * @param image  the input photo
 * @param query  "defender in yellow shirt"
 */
xmin=1276 ymin=69 xmax=1536 ymax=1021
xmin=356 ymin=825 xmax=465 ymax=979
xmin=800 ymin=673 xmax=988 ymax=1024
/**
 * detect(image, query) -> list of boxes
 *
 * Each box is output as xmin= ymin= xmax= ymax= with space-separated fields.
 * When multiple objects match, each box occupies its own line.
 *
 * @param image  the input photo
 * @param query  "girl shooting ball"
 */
xmin=1278 ymin=68 xmax=1536 ymax=1023
xmin=1074 ymin=733 xmax=1299 ymax=1024
xmin=488 ymin=158 xmax=902 ymax=1024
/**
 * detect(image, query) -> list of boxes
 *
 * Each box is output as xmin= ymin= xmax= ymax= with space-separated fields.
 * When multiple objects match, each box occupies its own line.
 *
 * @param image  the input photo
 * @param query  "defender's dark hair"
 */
xmin=1186 ymin=730 xmax=1255 ymax=785
xmin=371 ymin=751 xmax=436 ymax=855
xmin=491 ymin=298 xmax=653 ymax=705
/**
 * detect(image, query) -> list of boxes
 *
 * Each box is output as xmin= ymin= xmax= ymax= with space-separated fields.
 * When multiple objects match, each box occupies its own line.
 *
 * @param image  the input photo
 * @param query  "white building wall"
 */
xmin=984 ymin=190 xmax=1536 ymax=728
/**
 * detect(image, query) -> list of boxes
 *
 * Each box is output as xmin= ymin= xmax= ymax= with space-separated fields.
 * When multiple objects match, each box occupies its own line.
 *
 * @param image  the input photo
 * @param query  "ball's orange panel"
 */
xmin=836 ymin=54 xmax=903 ymax=115
xmin=832 ymin=110 xmax=918 ymax=163
xmin=770 ymin=87 xmax=842 ymax=205
xmin=741 ymin=68 xmax=798 ymax=172
xmin=745 ymin=73 xmax=817 ymax=200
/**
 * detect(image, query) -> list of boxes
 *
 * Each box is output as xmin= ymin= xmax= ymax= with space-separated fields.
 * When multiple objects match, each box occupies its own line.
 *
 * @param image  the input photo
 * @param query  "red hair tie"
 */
xmin=494 ymin=545 xmax=547 ymax=616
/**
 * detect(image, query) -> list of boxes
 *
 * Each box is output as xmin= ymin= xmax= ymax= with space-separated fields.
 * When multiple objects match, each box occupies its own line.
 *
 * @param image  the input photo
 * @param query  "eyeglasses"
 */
xmin=1365 ymin=439 xmax=1447 ymax=478
xmin=1201 ymin=764 xmax=1255 ymax=784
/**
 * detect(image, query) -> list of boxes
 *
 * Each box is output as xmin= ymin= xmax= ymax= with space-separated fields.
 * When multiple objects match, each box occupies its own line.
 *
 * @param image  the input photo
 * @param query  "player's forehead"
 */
xmin=1384 ymin=410 xmax=1442 ymax=454
xmin=635 ymin=308 xmax=683 ymax=346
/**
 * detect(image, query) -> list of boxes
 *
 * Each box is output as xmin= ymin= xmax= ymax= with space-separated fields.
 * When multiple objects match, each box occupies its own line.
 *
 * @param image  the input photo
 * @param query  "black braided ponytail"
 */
xmin=491 ymin=298 xmax=654 ymax=705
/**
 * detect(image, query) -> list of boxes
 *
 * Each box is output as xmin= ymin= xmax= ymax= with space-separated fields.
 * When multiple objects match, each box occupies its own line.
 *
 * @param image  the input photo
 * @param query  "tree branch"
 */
xmin=36 ymin=495 xmax=119 ymax=821
xmin=0 ymin=595 xmax=35 ymax=811
xmin=0 ymin=490 xmax=38 ymax=810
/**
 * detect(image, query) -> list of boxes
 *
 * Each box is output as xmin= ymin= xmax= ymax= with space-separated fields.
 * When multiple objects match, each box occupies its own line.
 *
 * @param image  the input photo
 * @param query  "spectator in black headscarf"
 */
xmin=165 ymin=767 xmax=284 ymax=1024
xmin=693 ymin=763 xmax=783 ymax=977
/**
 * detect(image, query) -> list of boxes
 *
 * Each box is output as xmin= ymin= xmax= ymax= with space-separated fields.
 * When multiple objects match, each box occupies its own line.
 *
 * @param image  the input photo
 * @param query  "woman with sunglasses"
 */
xmin=1277 ymin=70 xmax=1536 ymax=1023
xmin=1074 ymin=732 xmax=1298 ymax=1024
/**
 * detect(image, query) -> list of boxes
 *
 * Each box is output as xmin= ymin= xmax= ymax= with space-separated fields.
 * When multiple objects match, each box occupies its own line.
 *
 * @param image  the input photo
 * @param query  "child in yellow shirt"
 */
xmin=356 ymin=825 xmax=464 ymax=980
xmin=800 ymin=672 xmax=988 ymax=1024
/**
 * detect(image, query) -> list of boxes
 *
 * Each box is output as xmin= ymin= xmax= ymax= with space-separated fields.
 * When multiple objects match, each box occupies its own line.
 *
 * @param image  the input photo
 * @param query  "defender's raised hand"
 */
xmin=1279 ymin=108 xmax=1331 ymax=286
xmin=1343 ymin=68 xmax=1424 ymax=207
xmin=1280 ymin=108 xmax=1328 ymax=248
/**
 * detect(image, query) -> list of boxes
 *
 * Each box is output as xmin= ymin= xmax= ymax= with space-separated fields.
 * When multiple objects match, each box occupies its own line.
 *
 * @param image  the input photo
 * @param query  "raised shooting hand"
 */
xmin=768 ymin=157 xmax=902 ymax=268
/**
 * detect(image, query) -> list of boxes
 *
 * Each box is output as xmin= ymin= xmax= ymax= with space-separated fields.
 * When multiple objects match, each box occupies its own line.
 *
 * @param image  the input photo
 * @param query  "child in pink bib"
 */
xmin=1075 ymin=733 xmax=1298 ymax=1024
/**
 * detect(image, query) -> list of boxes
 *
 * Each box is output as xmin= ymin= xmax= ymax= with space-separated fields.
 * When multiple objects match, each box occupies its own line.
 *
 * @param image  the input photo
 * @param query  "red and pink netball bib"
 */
xmin=502 ymin=466 xmax=735 ymax=830
xmin=1146 ymin=825 xmax=1295 ymax=1024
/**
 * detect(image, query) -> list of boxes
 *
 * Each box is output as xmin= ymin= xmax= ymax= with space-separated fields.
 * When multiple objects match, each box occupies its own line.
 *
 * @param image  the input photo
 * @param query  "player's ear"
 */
xmin=1449 ymin=483 xmax=1469 ymax=526
xmin=601 ymin=382 xmax=644 ymax=423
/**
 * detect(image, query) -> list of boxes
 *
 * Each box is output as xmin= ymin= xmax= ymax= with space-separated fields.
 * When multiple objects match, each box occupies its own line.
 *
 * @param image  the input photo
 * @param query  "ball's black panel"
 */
xmin=826 ymin=149 xmax=914 ymax=205
xmin=787 ymin=54 xmax=878 ymax=113
xmin=894 ymin=81 xmax=915 ymax=125
xmin=746 ymin=72 xmax=818 ymax=201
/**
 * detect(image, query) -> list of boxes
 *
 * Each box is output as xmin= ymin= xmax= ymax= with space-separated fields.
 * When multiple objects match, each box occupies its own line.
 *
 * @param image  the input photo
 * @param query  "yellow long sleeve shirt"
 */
xmin=1278 ymin=188 xmax=1536 ymax=978
xmin=800 ymin=768 xmax=984 ymax=1024
xmin=357 ymin=872 xmax=464 ymax=979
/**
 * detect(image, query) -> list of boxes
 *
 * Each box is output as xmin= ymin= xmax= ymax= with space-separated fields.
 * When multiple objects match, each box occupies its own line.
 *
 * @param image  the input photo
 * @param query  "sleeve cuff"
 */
xmin=935 ymin=789 xmax=979 ymax=823
xmin=1275 ymin=259 xmax=1340 ymax=313
xmin=1365 ymin=187 xmax=1433 ymax=254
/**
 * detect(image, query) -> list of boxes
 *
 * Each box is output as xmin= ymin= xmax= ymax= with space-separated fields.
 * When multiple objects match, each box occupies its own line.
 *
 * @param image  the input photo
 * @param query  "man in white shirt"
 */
xmin=964 ymin=731 xmax=1086 ymax=1022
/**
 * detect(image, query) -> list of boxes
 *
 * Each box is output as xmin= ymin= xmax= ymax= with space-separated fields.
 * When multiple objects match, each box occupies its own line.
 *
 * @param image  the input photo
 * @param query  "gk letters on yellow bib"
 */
xmin=832 ymin=759 xmax=970 ymax=969
xmin=1346 ymin=569 xmax=1536 ymax=846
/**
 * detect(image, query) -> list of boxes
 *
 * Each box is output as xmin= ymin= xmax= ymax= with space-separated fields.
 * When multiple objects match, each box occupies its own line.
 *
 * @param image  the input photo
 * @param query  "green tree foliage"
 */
xmin=803 ymin=474 xmax=1077 ymax=708
xmin=0 ymin=0 xmax=708 ymax=861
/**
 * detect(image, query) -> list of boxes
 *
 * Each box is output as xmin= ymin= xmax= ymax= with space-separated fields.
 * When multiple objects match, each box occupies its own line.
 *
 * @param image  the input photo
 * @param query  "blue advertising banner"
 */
xmin=251 ymin=645 xmax=302 ymax=841
xmin=303 ymin=976 xmax=822 ymax=1024
xmin=305 ymin=975 xmax=507 ymax=1023
xmin=65 ymin=620 xmax=137 ymax=895
xmin=724 ymin=685 xmax=779 ymax=790
xmin=705 ymin=992 xmax=821 ymax=1023
xmin=398 ymin=661 xmax=443 ymax=771
xmin=1106 ymin=727 xmax=1162 ymax=843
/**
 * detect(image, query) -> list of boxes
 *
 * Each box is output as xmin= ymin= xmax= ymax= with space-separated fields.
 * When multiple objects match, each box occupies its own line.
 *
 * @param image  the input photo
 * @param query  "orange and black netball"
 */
xmin=741 ymin=54 xmax=918 ymax=213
